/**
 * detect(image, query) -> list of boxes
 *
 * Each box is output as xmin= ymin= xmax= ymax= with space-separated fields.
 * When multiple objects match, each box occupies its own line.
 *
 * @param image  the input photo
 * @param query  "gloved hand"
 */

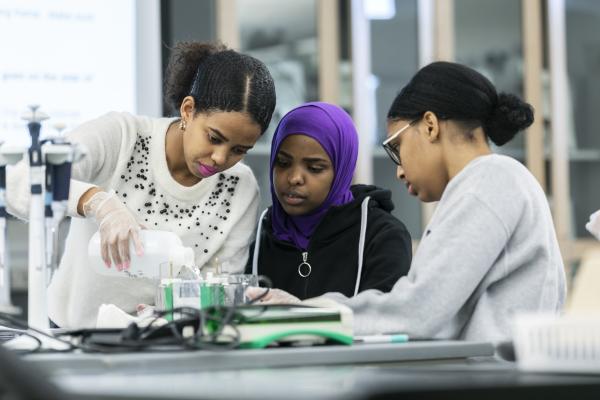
xmin=136 ymin=303 xmax=156 ymax=318
xmin=586 ymin=210 xmax=600 ymax=240
xmin=245 ymin=287 xmax=301 ymax=305
xmin=83 ymin=191 xmax=143 ymax=270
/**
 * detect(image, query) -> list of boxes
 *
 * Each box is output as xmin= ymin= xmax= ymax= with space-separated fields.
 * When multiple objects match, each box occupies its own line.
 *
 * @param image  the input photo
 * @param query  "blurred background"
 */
xmin=1 ymin=0 xmax=599 ymax=310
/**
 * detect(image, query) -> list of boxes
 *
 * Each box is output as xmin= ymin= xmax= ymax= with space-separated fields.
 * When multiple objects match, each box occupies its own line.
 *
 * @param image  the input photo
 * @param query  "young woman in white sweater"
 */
xmin=249 ymin=62 xmax=566 ymax=342
xmin=7 ymin=42 xmax=276 ymax=328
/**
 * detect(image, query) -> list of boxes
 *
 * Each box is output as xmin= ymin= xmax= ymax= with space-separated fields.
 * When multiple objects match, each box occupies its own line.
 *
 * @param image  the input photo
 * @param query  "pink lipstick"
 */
xmin=197 ymin=163 xmax=218 ymax=177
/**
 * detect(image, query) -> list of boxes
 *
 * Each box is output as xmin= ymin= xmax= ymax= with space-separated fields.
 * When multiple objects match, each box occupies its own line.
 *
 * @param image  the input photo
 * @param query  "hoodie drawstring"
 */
xmin=354 ymin=196 xmax=370 ymax=296
xmin=252 ymin=196 xmax=369 ymax=298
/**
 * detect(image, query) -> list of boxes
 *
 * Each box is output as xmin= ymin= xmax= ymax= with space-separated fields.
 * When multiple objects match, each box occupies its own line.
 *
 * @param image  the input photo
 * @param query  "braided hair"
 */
xmin=164 ymin=41 xmax=276 ymax=134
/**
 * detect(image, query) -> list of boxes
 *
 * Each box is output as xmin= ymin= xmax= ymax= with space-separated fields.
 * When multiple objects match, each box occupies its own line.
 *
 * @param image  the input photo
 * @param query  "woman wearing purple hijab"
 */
xmin=246 ymin=102 xmax=412 ymax=299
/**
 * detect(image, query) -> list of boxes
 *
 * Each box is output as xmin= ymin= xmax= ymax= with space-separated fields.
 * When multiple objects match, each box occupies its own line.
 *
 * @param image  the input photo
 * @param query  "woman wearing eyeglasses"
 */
xmin=250 ymin=62 xmax=566 ymax=342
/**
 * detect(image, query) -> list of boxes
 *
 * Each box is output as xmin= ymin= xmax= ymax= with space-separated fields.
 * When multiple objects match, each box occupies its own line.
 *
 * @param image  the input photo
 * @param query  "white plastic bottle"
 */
xmin=88 ymin=230 xmax=195 ymax=280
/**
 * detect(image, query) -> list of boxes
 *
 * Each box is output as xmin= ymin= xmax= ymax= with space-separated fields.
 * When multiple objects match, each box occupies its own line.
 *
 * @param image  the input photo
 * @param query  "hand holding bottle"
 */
xmin=83 ymin=191 xmax=143 ymax=270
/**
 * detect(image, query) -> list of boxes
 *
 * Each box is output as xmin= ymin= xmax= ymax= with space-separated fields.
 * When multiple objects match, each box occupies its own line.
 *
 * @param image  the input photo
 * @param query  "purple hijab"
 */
xmin=270 ymin=102 xmax=359 ymax=250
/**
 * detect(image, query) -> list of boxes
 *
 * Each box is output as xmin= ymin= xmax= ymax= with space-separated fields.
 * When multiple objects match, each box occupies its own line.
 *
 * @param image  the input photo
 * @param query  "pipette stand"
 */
xmin=21 ymin=106 xmax=85 ymax=329
xmin=0 ymin=143 xmax=26 ymax=315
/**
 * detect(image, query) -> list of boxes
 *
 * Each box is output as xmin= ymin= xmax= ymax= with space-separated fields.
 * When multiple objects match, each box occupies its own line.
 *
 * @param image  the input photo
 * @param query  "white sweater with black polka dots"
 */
xmin=7 ymin=112 xmax=259 ymax=328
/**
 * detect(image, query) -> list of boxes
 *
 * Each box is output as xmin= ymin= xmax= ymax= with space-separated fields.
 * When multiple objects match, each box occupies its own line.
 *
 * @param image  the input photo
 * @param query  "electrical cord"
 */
xmin=0 ymin=285 xmax=272 ymax=400
xmin=63 ymin=282 xmax=272 ymax=353
xmin=0 ymin=281 xmax=272 ymax=354
xmin=0 ymin=312 xmax=76 ymax=354
xmin=0 ymin=329 xmax=43 ymax=353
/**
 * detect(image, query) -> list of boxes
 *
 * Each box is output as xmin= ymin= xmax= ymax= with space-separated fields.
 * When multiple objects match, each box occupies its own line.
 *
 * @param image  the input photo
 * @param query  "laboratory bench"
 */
xmin=11 ymin=340 xmax=600 ymax=400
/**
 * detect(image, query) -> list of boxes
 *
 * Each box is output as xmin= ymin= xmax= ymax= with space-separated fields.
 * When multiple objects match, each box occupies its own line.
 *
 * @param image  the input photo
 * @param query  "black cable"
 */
xmin=0 ymin=329 xmax=43 ymax=353
xmin=53 ymin=301 xmax=269 ymax=353
xmin=0 ymin=312 xmax=76 ymax=354
xmin=250 ymin=275 xmax=272 ymax=304
xmin=1 ymin=277 xmax=275 ymax=354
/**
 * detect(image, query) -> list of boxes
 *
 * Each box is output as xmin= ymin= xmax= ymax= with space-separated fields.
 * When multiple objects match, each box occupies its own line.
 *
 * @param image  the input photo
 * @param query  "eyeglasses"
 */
xmin=382 ymin=121 xmax=415 ymax=166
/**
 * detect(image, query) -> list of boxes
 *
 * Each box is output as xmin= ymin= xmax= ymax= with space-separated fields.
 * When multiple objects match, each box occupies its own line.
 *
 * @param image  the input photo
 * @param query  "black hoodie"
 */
xmin=245 ymin=185 xmax=412 ymax=299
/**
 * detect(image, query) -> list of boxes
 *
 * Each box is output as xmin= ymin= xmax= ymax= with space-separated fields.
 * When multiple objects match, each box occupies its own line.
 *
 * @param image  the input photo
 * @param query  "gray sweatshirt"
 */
xmin=325 ymin=154 xmax=566 ymax=341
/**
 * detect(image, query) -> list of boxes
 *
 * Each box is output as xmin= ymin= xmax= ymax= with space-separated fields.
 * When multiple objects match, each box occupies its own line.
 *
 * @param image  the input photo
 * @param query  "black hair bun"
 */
xmin=484 ymin=93 xmax=534 ymax=146
xmin=164 ymin=41 xmax=227 ymax=114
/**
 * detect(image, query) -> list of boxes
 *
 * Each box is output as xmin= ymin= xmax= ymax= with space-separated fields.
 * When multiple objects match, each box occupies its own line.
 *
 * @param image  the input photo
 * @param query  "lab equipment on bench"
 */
xmin=64 ymin=302 xmax=354 ymax=351
xmin=354 ymin=334 xmax=409 ymax=344
xmin=43 ymin=124 xmax=86 ymax=284
xmin=22 ymin=105 xmax=86 ymax=330
xmin=0 ymin=143 xmax=27 ymax=315
xmin=155 ymin=272 xmax=260 ymax=316
xmin=22 ymin=105 xmax=49 ymax=329
xmin=229 ymin=303 xmax=354 ymax=348
xmin=155 ymin=271 xmax=353 ymax=348
xmin=513 ymin=313 xmax=600 ymax=374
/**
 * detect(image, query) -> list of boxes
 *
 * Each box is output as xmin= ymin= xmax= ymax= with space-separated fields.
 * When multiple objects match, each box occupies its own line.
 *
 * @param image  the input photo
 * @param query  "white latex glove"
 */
xmin=83 ymin=191 xmax=143 ymax=270
xmin=136 ymin=303 xmax=155 ymax=318
xmin=96 ymin=303 xmax=166 ymax=329
xmin=245 ymin=287 xmax=301 ymax=305
xmin=586 ymin=209 xmax=600 ymax=240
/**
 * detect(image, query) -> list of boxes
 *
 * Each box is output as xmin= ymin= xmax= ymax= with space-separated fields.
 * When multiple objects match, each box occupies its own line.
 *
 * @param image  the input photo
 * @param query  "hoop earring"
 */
xmin=179 ymin=120 xmax=187 ymax=131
